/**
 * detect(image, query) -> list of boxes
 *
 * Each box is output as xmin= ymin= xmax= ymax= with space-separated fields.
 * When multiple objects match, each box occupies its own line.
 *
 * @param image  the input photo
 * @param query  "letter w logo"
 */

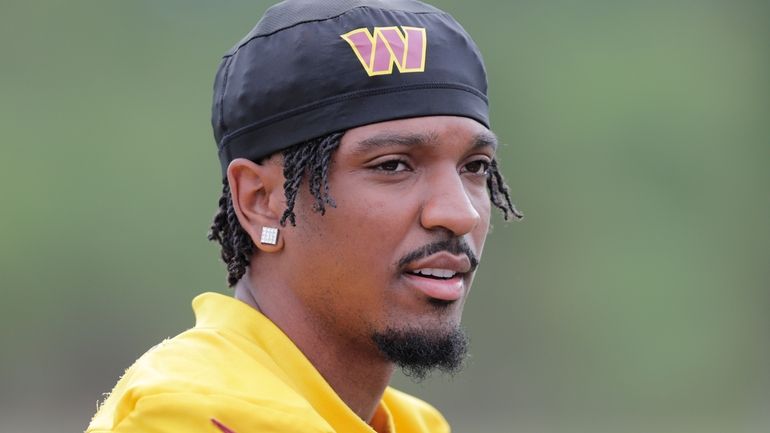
xmin=341 ymin=26 xmax=427 ymax=77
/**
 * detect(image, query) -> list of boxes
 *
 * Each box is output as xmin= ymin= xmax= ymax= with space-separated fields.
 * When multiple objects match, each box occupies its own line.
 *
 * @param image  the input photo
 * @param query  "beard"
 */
xmin=371 ymin=326 xmax=469 ymax=381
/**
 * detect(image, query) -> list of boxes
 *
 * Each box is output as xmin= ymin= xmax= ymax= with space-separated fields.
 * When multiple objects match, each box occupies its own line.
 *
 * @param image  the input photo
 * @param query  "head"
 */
xmin=208 ymin=0 xmax=522 ymax=379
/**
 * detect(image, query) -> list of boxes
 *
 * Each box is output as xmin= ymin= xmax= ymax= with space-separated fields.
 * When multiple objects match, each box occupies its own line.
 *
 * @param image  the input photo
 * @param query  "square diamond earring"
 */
xmin=260 ymin=227 xmax=279 ymax=245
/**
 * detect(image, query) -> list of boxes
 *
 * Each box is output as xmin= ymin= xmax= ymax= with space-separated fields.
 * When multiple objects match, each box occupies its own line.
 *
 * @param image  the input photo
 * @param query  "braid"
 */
xmin=209 ymin=132 xmax=521 ymax=287
xmin=207 ymin=181 xmax=254 ymax=286
xmin=487 ymin=158 xmax=524 ymax=221
xmin=280 ymin=132 xmax=343 ymax=226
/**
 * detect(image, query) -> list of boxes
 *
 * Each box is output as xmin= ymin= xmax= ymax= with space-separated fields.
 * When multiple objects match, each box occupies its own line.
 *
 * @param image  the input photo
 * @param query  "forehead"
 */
xmin=340 ymin=115 xmax=497 ymax=153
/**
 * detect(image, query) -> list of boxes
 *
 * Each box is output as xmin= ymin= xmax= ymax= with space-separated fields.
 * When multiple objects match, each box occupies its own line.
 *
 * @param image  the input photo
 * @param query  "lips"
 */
xmin=401 ymin=252 xmax=472 ymax=301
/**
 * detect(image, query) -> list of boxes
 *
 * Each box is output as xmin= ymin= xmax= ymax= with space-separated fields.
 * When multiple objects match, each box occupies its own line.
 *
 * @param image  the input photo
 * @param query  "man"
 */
xmin=87 ymin=0 xmax=521 ymax=432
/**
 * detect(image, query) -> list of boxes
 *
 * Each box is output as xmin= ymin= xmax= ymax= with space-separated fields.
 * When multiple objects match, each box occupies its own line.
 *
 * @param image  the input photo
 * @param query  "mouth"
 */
xmin=402 ymin=270 xmax=465 ymax=302
xmin=401 ymin=253 xmax=472 ymax=302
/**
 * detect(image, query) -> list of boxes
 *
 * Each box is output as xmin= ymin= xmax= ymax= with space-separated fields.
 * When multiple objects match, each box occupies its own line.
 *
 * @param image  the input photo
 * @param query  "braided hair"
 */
xmin=208 ymin=132 xmax=522 ymax=287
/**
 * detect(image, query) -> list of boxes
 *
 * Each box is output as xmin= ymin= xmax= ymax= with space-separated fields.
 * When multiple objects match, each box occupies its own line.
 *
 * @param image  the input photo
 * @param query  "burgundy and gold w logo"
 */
xmin=341 ymin=26 xmax=427 ymax=77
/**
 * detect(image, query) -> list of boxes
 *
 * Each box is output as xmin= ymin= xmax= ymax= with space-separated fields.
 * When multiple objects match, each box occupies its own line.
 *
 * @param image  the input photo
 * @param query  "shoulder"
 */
xmin=383 ymin=387 xmax=451 ymax=433
xmin=87 ymin=391 xmax=331 ymax=433
xmin=87 ymin=328 xmax=328 ymax=433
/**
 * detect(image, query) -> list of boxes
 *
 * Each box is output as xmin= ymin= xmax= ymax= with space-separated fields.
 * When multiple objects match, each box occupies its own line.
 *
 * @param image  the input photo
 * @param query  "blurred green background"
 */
xmin=1 ymin=1 xmax=768 ymax=432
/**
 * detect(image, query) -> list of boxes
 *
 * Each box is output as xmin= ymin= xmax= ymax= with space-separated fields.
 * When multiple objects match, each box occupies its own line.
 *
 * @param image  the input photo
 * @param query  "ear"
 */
xmin=226 ymin=157 xmax=286 ymax=253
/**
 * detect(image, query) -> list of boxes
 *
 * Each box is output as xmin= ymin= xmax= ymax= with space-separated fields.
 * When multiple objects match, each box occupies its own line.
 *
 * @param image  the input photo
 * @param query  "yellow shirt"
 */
xmin=87 ymin=292 xmax=450 ymax=433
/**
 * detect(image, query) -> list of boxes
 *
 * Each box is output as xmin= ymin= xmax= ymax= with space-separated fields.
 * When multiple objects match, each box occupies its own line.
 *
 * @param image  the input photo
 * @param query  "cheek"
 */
xmin=325 ymin=195 xmax=408 ymax=260
xmin=284 ymin=190 xmax=408 ymax=285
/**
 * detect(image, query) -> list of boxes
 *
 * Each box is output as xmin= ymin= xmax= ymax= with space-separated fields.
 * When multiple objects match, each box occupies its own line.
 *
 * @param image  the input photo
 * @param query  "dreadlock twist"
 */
xmin=209 ymin=132 xmax=522 ymax=287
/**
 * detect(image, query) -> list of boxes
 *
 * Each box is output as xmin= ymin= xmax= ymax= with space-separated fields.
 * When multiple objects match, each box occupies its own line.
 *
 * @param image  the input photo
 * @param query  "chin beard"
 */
xmin=371 ymin=326 xmax=469 ymax=381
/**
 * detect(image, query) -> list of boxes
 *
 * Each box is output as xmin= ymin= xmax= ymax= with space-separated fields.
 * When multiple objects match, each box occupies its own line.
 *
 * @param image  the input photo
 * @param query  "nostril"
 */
xmin=420 ymin=202 xmax=480 ymax=236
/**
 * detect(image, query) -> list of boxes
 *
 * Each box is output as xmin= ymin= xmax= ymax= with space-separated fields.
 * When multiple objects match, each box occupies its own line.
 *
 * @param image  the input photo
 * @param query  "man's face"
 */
xmin=279 ymin=115 xmax=495 ymax=362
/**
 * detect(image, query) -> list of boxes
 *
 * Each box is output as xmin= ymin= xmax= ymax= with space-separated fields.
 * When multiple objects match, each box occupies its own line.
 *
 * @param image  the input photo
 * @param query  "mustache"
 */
xmin=397 ymin=238 xmax=480 ymax=273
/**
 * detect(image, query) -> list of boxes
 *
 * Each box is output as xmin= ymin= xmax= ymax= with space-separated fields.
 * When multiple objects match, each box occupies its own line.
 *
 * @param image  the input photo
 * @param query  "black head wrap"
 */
xmin=212 ymin=0 xmax=489 ymax=176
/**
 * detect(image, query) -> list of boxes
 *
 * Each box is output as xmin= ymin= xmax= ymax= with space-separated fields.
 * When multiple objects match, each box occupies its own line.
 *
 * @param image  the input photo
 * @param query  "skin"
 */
xmin=227 ymin=115 xmax=495 ymax=423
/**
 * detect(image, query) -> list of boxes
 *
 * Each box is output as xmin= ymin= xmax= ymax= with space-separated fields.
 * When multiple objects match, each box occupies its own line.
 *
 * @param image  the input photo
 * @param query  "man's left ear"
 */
xmin=226 ymin=157 xmax=286 ymax=253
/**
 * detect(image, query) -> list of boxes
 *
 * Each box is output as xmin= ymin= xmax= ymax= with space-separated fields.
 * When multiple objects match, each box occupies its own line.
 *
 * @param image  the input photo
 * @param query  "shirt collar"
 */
xmin=192 ymin=292 xmax=394 ymax=433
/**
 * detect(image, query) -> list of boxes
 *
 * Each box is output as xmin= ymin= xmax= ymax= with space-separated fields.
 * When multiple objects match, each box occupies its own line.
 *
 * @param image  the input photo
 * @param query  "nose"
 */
xmin=420 ymin=171 xmax=481 ymax=236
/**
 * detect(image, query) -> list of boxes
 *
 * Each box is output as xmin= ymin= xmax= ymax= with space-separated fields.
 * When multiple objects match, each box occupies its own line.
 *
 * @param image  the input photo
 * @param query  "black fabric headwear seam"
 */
xmin=217 ymin=82 xmax=487 ymax=152
xmin=223 ymin=7 xmax=446 ymax=58
xmin=216 ymin=56 xmax=234 ymax=133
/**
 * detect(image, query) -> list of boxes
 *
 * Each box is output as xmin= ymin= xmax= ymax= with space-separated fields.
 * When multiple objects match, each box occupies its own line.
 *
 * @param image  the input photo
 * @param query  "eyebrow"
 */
xmin=473 ymin=131 xmax=499 ymax=150
xmin=353 ymin=130 xmax=498 ymax=154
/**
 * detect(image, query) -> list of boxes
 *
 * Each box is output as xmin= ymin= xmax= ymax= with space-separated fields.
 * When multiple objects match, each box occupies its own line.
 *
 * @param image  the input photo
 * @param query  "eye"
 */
xmin=462 ymin=159 xmax=490 ymax=175
xmin=374 ymin=159 xmax=411 ymax=172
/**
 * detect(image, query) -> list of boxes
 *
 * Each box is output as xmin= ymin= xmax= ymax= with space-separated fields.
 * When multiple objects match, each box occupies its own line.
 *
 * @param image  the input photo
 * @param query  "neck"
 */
xmin=234 ymin=273 xmax=394 ymax=423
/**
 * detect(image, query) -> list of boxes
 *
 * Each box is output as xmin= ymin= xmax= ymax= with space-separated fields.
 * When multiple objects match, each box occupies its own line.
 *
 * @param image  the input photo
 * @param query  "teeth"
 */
xmin=413 ymin=268 xmax=456 ymax=278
